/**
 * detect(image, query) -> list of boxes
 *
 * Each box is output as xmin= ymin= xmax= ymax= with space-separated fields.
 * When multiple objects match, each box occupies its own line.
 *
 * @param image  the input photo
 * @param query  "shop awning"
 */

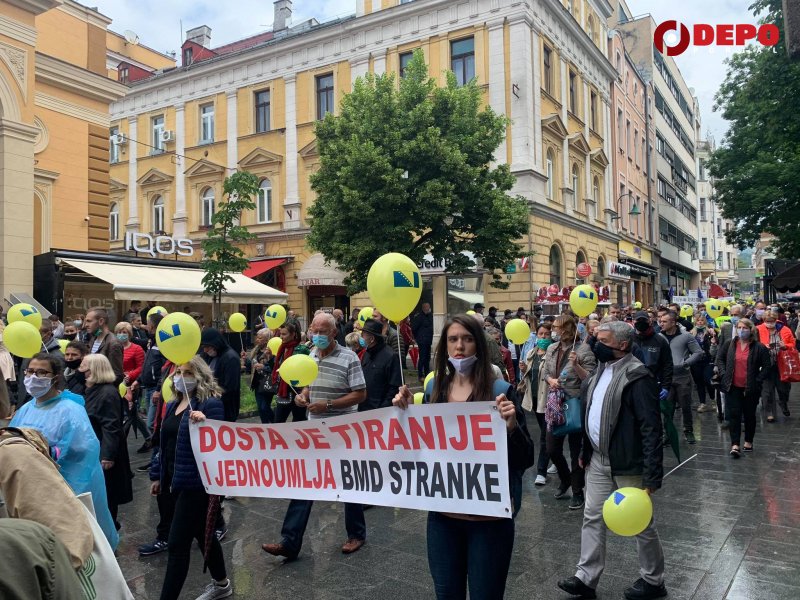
xmin=772 ymin=262 xmax=800 ymax=292
xmin=296 ymin=253 xmax=347 ymax=287
xmin=243 ymin=258 xmax=287 ymax=279
xmin=62 ymin=258 xmax=287 ymax=304
xmin=448 ymin=290 xmax=485 ymax=306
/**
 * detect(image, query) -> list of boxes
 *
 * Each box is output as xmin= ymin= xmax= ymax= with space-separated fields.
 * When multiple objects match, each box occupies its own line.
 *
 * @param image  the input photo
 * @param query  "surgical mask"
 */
xmin=755 ymin=309 xmax=765 ymax=318
xmin=312 ymin=334 xmax=331 ymax=350
xmin=64 ymin=358 xmax=81 ymax=370
xmin=738 ymin=329 xmax=751 ymax=340
xmin=73 ymin=320 xmax=82 ymax=327
xmin=358 ymin=337 xmax=366 ymax=348
xmin=551 ymin=333 xmax=561 ymax=343
xmin=536 ymin=338 xmax=553 ymax=351
xmin=116 ymin=334 xmax=129 ymax=343
xmin=173 ymin=375 xmax=197 ymax=396
xmin=24 ymin=374 xmax=54 ymax=398
xmin=448 ymin=355 xmax=477 ymax=375
xmin=765 ymin=322 xmax=776 ymax=329
xmin=577 ymin=323 xmax=587 ymax=337
xmin=730 ymin=317 xmax=740 ymax=326
xmin=696 ymin=326 xmax=705 ymax=332
xmin=592 ymin=342 xmax=619 ymax=363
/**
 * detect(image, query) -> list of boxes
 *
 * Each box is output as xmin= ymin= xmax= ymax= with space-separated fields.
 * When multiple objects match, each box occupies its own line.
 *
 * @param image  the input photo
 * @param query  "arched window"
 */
xmin=257 ymin=178 xmax=272 ymax=223
xmin=571 ymin=163 xmax=580 ymax=208
xmin=152 ymin=196 xmax=164 ymax=234
xmin=549 ymin=245 xmax=563 ymax=287
xmin=109 ymin=202 xmax=119 ymax=241
xmin=200 ymin=187 xmax=215 ymax=227
xmin=597 ymin=256 xmax=605 ymax=278
xmin=546 ymin=149 xmax=555 ymax=199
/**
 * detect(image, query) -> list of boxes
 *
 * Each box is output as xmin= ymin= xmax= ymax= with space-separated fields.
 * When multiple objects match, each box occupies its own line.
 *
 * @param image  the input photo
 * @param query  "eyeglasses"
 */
xmin=24 ymin=368 xmax=53 ymax=377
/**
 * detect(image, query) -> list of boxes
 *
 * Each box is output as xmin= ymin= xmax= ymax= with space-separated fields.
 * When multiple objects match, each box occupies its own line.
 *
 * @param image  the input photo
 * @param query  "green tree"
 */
xmin=201 ymin=171 xmax=260 ymax=326
xmin=707 ymin=0 xmax=800 ymax=257
xmin=307 ymin=50 xmax=529 ymax=294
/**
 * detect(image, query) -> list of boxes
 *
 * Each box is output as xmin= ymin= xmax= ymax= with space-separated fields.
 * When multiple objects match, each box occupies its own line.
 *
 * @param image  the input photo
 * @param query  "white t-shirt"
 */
xmin=588 ymin=361 xmax=617 ymax=448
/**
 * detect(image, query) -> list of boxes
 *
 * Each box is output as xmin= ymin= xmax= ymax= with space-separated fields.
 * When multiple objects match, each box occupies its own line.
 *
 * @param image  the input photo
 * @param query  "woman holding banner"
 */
xmin=393 ymin=314 xmax=535 ymax=600
xmin=152 ymin=356 xmax=231 ymax=600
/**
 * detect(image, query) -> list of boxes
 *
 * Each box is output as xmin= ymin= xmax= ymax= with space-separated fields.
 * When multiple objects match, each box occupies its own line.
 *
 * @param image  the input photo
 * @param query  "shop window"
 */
xmin=451 ymin=37 xmax=475 ymax=86
xmin=257 ymin=178 xmax=272 ymax=223
xmin=109 ymin=203 xmax=119 ymax=241
xmin=549 ymin=245 xmax=563 ymax=287
xmin=200 ymin=187 xmax=215 ymax=228
xmin=152 ymin=196 xmax=165 ymax=234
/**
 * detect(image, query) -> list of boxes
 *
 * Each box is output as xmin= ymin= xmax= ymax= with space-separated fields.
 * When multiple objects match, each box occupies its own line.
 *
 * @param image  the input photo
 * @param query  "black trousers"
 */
xmin=274 ymin=400 xmax=307 ymax=424
xmin=159 ymin=489 xmax=226 ymax=600
xmin=156 ymin=487 xmax=177 ymax=542
xmin=546 ymin=430 xmax=584 ymax=494
xmin=727 ymin=386 xmax=758 ymax=448
xmin=534 ymin=412 xmax=550 ymax=477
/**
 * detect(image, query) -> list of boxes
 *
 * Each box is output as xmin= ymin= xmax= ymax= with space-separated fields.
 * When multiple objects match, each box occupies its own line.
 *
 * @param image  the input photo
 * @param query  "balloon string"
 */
xmin=396 ymin=327 xmax=405 ymax=387
xmin=571 ymin=328 xmax=579 ymax=353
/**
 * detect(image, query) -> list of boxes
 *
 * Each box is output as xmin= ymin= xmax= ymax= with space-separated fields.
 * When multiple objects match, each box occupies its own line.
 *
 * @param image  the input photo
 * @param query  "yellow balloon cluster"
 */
xmin=267 ymin=336 xmax=282 ymax=355
xmin=156 ymin=312 xmax=201 ymax=365
xmin=569 ymin=285 xmax=599 ymax=318
xmin=505 ymin=319 xmax=530 ymax=345
xmin=264 ymin=305 xmax=287 ymax=330
xmin=4 ymin=321 xmax=41 ymax=358
xmin=603 ymin=487 xmax=653 ymax=537
xmin=367 ymin=253 xmax=422 ymax=322
xmin=147 ymin=305 xmax=168 ymax=319
xmin=680 ymin=305 xmax=694 ymax=318
xmin=278 ymin=354 xmax=319 ymax=388
xmin=357 ymin=307 xmax=374 ymax=328
xmin=7 ymin=303 xmax=42 ymax=329
xmin=228 ymin=313 xmax=247 ymax=333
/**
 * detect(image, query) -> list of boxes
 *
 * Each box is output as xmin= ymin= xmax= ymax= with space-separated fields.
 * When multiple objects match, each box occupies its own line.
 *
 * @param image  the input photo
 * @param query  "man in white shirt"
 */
xmin=558 ymin=321 xmax=666 ymax=600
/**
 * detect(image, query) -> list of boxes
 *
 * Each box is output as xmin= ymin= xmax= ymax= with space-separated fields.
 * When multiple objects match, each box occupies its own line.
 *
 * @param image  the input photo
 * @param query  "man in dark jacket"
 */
xmin=411 ymin=303 xmax=434 ymax=380
xmin=633 ymin=311 xmax=673 ymax=400
xmin=558 ymin=321 xmax=666 ymax=600
xmin=358 ymin=319 xmax=401 ymax=411
xmin=84 ymin=308 xmax=124 ymax=385
xmin=200 ymin=328 xmax=241 ymax=422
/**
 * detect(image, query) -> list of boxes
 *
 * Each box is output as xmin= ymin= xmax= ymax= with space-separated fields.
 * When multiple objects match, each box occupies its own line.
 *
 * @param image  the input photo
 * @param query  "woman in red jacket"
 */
xmin=755 ymin=310 xmax=796 ymax=421
xmin=116 ymin=321 xmax=146 ymax=438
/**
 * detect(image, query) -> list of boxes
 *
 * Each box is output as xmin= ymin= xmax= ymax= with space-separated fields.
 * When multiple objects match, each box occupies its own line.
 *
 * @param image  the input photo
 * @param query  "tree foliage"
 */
xmin=201 ymin=171 xmax=259 ymax=324
xmin=307 ymin=51 xmax=529 ymax=294
xmin=707 ymin=0 xmax=800 ymax=257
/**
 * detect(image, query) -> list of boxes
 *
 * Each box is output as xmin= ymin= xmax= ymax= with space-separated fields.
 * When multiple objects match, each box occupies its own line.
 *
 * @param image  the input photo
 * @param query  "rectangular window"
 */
xmin=699 ymin=158 xmax=706 ymax=181
xmin=451 ymin=37 xmax=475 ymax=87
xmin=701 ymin=238 xmax=708 ymax=259
xmin=399 ymin=51 xmax=414 ymax=77
xmin=617 ymin=109 xmax=623 ymax=149
xmin=717 ymin=251 xmax=723 ymax=267
xmin=316 ymin=73 xmax=334 ymax=120
xmin=568 ymin=70 xmax=577 ymax=114
xmin=152 ymin=115 xmax=165 ymax=153
xmin=257 ymin=182 xmax=272 ymax=223
xmin=200 ymin=103 xmax=214 ymax=142
xmin=109 ymin=126 xmax=120 ymax=164
xmin=590 ymin=91 xmax=597 ymax=130
xmin=716 ymin=217 xmax=722 ymax=235
xmin=727 ymin=252 xmax=733 ymax=269
xmin=255 ymin=90 xmax=270 ymax=133
xmin=634 ymin=128 xmax=639 ymax=166
xmin=657 ymin=178 xmax=665 ymax=198
xmin=119 ymin=66 xmax=129 ymax=84
xmin=626 ymin=120 xmax=631 ymax=155
xmin=543 ymin=45 xmax=553 ymax=95
xmin=183 ymin=47 xmax=193 ymax=66
xmin=699 ymin=198 xmax=706 ymax=221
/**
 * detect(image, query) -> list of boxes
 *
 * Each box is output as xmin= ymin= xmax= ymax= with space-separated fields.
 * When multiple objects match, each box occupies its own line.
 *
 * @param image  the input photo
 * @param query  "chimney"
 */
xmin=273 ymin=0 xmax=292 ymax=31
xmin=185 ymin=25 xmax=212 ymax=47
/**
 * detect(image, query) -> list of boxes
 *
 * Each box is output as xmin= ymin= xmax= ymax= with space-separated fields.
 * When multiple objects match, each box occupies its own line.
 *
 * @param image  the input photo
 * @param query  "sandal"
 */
xmin=743 ymin=444 xmax=753 ymax=452
xmin=730 ymin=446 xmax=741 ymax=458
xmin=767 ymin=416 xmax=776 ymax=423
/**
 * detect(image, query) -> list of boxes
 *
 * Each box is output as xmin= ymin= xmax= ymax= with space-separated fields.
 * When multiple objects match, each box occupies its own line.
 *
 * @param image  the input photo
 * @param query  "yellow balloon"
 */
xmin=413 ymin=392 xmax=424 ymax=405
xmin=228 ymin=312 xmax=247 ymax=333
xmin=7 ymin=303 xmax=43 ymax=329
xmin=357 ymin=307 xmax=374 ymax=328
xmin=716 ymin=316 xmax=731 ymax=325
xmin=264 ymin=305 xmax=287 ymax=329
xmin=278 ymin=354 xmax=319 ymax=388
xmin=4 ymin=321 xmax=42 ymax=358
xmin=58 ymin=339 xmax=69 ymax=353
xmin=706 ymin=301 xmax=724 ymax=319
xmin=505 ymin=319 xmax=530 ymax=345
xmin=162 ymin=375 xmax=175 ymax=403
xmin=119 ymin=382 xmax=127 ymax=397
xmin=367 ymin=253 xmax=422 ymax=322
xmin=267 ymin=336 xmax=282 ymax=356
xmin=681 ymin=305 xmax=694 ymax=318
xmin=423 ymin=371 xmax=435 ymax=390
xmin=466 ymin=310 xmax=476 ymax=315
xmin=147 ymin=305 xmax=168 ymax=319
xmin=156 ymin=312 xmax=201 ymax=365
xmin=633 ymin=301 xmax=642 ymax=310
xmin=718 ymin=299 xmax=730 ymax=309
xmin=569 ymin=285 xmax=599 ymax=318
xmin=603 ymin=487 xmax=653 ymax=537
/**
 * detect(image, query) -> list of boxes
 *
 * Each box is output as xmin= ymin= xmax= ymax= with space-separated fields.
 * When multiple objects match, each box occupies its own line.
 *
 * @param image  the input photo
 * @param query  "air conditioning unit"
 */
xmin=110 ymin=133 xmax=127 ymax=145
xmin=160 ymin=130 xmax=175 ymax=143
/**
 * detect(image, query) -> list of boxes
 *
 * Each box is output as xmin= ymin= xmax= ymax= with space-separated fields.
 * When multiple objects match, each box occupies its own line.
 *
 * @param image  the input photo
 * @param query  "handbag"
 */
xmin=544 ymin=388 xmax=565 ymax=430
xmin=777 ymin=347 xmax=800 ymax=383
xmin=552 ymin=396 xmax=583 ymax=436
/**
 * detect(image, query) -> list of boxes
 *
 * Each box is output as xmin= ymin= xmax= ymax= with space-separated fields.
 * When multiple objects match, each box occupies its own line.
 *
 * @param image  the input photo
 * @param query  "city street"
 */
xmin=118 ymin=387 xmax=800 ymax=600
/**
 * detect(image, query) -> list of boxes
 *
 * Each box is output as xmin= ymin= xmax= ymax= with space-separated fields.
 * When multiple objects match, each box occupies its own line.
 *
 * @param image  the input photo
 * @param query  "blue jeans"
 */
xmin=255 ymin=391 xmax=274 ymax=424
xmin=280 ymin=499 xmax=366 ymax=556
xmin=427 ymin=512 xmax=514 ymax=600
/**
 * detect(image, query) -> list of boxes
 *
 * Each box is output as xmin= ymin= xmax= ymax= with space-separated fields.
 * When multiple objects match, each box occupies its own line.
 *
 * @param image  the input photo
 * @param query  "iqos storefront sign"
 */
xmin=125 ymin=232 xmax=194 ymax=257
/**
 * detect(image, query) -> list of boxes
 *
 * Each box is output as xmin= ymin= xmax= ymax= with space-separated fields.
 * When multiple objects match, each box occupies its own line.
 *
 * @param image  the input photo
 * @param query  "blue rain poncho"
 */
xmin=10 ymin=389 xmax=119 ymax=550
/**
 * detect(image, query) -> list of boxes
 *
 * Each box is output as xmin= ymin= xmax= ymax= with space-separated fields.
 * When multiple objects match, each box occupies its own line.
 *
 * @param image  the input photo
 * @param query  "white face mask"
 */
xmin=173 ymin=375 xmax=197 ymax=396
xmin=448 ymin=355 xmax=477 ymax=375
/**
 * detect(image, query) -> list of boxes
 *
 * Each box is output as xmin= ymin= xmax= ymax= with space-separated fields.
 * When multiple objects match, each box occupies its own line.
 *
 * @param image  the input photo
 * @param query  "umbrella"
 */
xmin=660 ymin=396 xmax=681 ymax=463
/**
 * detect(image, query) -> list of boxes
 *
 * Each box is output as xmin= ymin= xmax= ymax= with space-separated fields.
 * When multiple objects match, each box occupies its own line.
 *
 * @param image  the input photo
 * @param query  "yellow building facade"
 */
xmin=110 ymin=0 xmax=620 ymax=322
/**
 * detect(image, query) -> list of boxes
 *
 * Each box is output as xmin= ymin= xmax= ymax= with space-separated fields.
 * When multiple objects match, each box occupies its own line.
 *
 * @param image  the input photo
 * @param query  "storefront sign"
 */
xmin=618 ymin=240 xmax=653 ymax=264
xmin=608 ymin=261 xmax=631 ymax=280
xmin=125 ymin=232 xmax=194 ymax=257
xmin=417 ymin=252 xmax=476 ymax=275
xmin=576 ymin=263 xmax=592 ymax=278
xmin=190 ymin=403 xmax=511 ymax=518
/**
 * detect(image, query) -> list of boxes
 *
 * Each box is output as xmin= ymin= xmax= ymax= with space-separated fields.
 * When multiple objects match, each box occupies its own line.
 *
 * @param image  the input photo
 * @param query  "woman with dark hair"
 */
xmin=393 ymin=315 xmax=535 ymax=600
xmin=63 ymin=341 xmax=89 ymax=397
xmin=716 ymin=318 xmax=771 ymax=457
xmin=519 ymin=322 xmax=554 ymax=486
xmin=271 ymin=320 xmax=311 ymax=424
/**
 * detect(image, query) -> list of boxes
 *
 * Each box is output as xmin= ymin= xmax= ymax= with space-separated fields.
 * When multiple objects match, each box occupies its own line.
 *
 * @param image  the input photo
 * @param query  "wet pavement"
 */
xmin=117 ymin=385 xmax=800 ymax=599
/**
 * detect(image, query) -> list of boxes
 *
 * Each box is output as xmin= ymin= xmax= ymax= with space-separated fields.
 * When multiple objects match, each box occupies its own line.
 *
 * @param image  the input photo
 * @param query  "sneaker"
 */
xmin=534 ymin=474 xmax=547 ymax=486
xmin=697 ymin=403 xmax=713 ymax=413
xmin=569 ymin=493 xmax=585 ymax=510
xmin=684 ymin=431 xmax=696 ymax=445
xmin=195 ymin=579 xmax=232 ymax=600
xmin=623 ymin=577 xmax=667 ymax=600
xmin=557 ymin=575 xmax=597 ymax=599
xmin=138 ymin=539 xmax=168 ymax=556
xmin=136 ymin=440 xmax=152 ymax=454
xmin=547 ymin=464 xmax=558 ymax=475
xmin=215 ymin=527 xmax=228 ymax=542
xmin=136 ymin=463 xmax=150 ymax=473
xmin=554 ymin=485 xmax=570 ymax=499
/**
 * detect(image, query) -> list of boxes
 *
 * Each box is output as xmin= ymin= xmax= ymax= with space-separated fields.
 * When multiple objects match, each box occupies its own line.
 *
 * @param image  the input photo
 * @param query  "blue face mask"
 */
xmin=358 ymin=337 xmax=366 ymax=348
xmin=731 ymin=316 xmax=740 ymax=326
xmin=312 ymin=334 xmax=330 ymax=350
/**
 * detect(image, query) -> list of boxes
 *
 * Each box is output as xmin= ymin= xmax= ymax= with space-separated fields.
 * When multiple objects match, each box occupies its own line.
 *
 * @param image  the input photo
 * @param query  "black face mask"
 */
xmin=64 ymin=333 xmax=77 ymax=341
xmin=634 ymin=320 xmax=650 ymax=333
xmin=593 ymin=342 xmax=620 ymax=363
xmin=65 ymin=358 xmax=82 ymax=370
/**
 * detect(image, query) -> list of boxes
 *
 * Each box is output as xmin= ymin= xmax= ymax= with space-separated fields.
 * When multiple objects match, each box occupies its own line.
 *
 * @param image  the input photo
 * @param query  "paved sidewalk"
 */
xmin=118 ymin=386 xmax=800 ymax=599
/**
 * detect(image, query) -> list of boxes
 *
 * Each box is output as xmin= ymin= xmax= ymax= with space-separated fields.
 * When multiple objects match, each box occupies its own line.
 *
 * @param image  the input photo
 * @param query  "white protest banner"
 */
xmin=189 ymin=402 xmax=511 ymax=518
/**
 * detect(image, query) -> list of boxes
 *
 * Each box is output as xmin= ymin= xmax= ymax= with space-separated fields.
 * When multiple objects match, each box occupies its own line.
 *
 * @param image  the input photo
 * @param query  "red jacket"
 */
xmin=755 ymin=323 xmax=795 ymax=350
xmin=498 ymin=345 xmax=516 ymax=385
xmin=122 ymin=342 xmax=145 ymax=382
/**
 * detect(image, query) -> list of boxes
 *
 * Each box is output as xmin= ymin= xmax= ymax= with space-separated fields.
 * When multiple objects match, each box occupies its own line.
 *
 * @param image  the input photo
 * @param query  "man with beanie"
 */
xmin=633 ymin=311 xmax=673 ymax=402
xmin=359 ymin=319 xmax=401 ymax=411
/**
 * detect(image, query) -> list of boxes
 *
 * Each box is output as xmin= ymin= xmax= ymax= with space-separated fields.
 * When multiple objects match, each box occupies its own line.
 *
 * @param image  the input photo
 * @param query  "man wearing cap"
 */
xmin=633 ymin=312 xmax=673 ymax=403
xmin=473 ymin=302 xmax=485 ymax=316
xmin=359 ymin=319 xmax=402 ymax=411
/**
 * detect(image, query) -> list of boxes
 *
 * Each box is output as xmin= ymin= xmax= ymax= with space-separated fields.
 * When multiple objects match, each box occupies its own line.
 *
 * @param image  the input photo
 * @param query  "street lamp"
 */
xmin=610 ymin=192 xmax=641 ymax=221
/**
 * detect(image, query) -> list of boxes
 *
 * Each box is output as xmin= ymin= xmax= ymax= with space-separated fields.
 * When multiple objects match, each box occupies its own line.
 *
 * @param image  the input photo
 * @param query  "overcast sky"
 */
xmin=92 ymin=0 xmax=759 ymax=144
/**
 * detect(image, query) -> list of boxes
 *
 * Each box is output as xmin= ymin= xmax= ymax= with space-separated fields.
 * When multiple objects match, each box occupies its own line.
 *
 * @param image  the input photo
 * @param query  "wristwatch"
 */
xmin=326 ymin=399 xmax=333 ymax=411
